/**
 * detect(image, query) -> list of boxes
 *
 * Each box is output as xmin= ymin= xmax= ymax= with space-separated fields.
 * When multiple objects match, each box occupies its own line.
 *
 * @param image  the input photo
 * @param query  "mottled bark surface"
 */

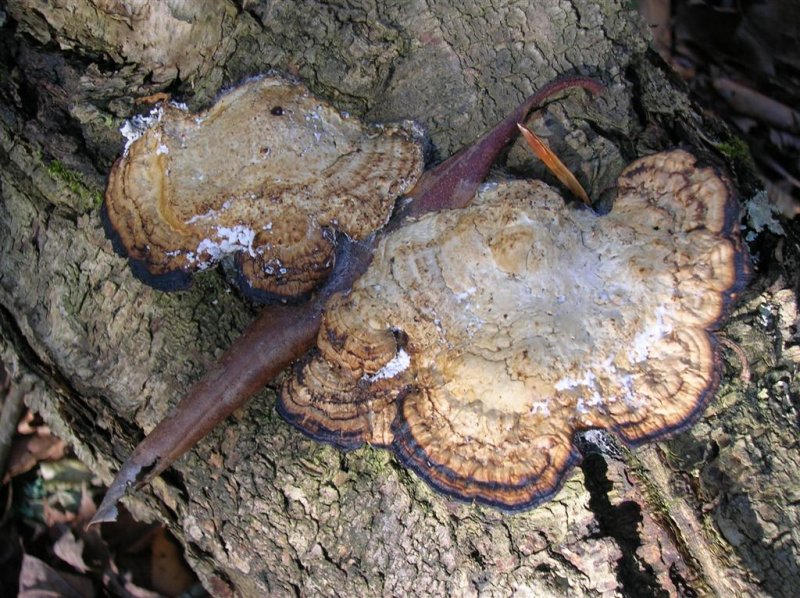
xmin=0 ymin=1 xmax=797 ymax=596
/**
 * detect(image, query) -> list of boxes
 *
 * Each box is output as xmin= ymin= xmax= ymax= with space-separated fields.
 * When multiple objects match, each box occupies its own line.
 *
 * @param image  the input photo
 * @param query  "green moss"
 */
xmin=353 ymin=444 xmax=393 ymax=474
xmin=46 ymin=159 xmax=103 ymax=210
xmin=714 ymin=136 xmax=753 ymax=163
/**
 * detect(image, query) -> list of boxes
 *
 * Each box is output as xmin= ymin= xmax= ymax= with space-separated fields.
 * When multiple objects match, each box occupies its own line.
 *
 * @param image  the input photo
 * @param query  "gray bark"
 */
xmin=0 ymin=1 xmax=797 ymax=595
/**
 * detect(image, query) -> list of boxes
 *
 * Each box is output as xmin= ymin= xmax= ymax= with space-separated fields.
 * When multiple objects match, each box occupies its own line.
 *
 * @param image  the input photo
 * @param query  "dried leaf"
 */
xmin=4 ymin=435 xmax=67 ymax=482
xmin=99 ymin=559 xmax=163 ymax=598
xmin=73 ymin=486 xmax=97 ymax=531
xmin=713 ymin=77 xmax=800 ymax=133
xmin=53 ymin=529 xmax=90 ymax=574
xmin=149 ymin=527 xmax=196 ymax=596
xmin=18 ymin=553 xmax=94 ymax=598
xmin=638 ymin=0 xmax=672 ymax=61
xmin=134 ymin=92 xmax=171 ymax=105
xmin=517 ymin=123 xmax=591 ymax=205
xmin=43 ymin=502 xmax=77 ymax=528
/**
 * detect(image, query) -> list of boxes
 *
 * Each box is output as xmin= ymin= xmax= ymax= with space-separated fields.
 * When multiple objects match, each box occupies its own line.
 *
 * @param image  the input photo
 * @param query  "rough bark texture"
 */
xmin=0 ymin=1 xmax=798 ymax=596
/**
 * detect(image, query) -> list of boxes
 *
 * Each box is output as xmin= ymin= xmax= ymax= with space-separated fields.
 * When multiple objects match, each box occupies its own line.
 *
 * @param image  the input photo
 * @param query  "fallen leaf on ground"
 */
xmin=18 ymin=553 xmax=95 ymax=598
xmin=53 ymin=529 xmax=90 ymax=574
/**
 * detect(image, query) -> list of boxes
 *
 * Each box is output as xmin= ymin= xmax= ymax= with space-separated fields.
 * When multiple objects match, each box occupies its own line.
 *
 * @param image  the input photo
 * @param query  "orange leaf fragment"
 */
xmin=517 ymin=123 xmax=591 ymax=205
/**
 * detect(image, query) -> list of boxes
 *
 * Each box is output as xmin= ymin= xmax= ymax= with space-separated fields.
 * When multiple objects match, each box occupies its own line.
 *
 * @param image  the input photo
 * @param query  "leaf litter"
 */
xmin=1 ymin=359 xmax=204 ymax=597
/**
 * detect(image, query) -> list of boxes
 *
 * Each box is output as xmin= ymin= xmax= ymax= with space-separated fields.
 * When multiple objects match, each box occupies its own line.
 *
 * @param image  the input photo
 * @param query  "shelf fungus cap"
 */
xmin=103 ymin=75 xmax=424 ymax=301
xmin=280 ymin=150 xmax=749 ymax=510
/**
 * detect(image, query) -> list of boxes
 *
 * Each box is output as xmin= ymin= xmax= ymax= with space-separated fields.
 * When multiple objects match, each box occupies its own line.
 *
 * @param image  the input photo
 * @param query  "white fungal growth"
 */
xmin=529 ymin=399 xmax=551 ymax=416
xmin=195 ymin=225 xmax=257 ymax=265
xmin=120 ymin=106 xmax=164 ymax=156
xmin=367 ymin=348 xmax=411 ymax=382
xmin=304 ymin=107 xmax=325 ymax=142
xmin=554 ymin=370 xmax=607 ymax=415
xmin=627 ymin=303 xmax=673 ymax=364
xmin=186 ymin=208 xmax=220 ymax=225
xmin=554 ymin=370 xmax=597 ymax=392
xmin=454 ymin=287 xmax=477 ymax=303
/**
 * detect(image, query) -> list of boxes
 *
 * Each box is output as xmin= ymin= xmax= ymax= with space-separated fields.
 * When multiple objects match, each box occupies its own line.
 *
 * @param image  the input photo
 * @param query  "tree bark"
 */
xmin=1 ymin=1 xmax=798 ymax=596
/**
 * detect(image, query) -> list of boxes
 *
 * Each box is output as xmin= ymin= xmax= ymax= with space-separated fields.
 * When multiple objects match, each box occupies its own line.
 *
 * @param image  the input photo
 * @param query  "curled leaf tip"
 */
xmin=88 ymin=460 xmax=149 ymax=527
xmin=517 ymin=122 xmax=592 ymax=206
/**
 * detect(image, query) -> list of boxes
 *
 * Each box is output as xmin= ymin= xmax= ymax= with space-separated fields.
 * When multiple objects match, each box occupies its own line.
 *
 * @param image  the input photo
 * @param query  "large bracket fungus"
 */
xmin=102 ymin=75 xmax=424 ymax=301
xmin=280 ymin=150 xmax=749 ymax=510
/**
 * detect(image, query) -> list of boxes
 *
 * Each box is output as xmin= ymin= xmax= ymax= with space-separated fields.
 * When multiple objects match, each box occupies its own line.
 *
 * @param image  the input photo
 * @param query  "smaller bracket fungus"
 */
xmin=103 ymin=75 xmax=424 ymax=301
xmin=280 ymin=150 xmax=749 ymax=510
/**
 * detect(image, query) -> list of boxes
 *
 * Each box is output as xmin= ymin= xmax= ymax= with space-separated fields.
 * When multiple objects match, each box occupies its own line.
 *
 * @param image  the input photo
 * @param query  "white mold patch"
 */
xmin=120 ymin=106 xmax=164 ymax=156
xmin=627 ymin=304 xmax=673 ymax=364
xmin=367 ymin=348 xmax=411 ymax=382
xmin=195 ymin=225 xmax=257 ymax=265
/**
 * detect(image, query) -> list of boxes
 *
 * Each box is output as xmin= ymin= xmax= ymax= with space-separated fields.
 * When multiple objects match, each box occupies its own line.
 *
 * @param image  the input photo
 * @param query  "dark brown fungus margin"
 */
xmin=281 ymin=151 xmax=750 ymax=510
xmin=102 ymin=75 xmax=424 ymax=302
xmin=91 ymin=76 xmax=605 ymax=525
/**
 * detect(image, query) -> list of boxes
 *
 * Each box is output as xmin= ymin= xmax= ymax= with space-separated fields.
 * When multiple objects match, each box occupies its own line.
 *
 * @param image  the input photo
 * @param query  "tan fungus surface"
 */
xmin=103 ymin=75 xmax=424 ymax=300
xmin=281 ymin=150 xmax=748 ymax=509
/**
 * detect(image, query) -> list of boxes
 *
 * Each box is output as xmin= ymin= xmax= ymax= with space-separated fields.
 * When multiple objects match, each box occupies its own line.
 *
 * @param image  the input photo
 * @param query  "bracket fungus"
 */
xmin=92 ymin=76 xmax=605 ymax=525
xmin=102 ymin=75 xmax=424 ymax=301
xmin=280 ymin=150 xmax=749 ymax=510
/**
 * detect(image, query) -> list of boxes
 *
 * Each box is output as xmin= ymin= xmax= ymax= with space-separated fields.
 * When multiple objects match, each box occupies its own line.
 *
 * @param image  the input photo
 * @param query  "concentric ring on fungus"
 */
xmin=102 ymin=75 xmax=424 ymax=302
xmin=280 ymin=150 xmax=749 ymax=510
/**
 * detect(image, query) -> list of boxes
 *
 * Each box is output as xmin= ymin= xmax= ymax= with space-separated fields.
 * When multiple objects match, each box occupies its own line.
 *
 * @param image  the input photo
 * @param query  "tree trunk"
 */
xmin=1 ymin=1 xmax=798 ymax=595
